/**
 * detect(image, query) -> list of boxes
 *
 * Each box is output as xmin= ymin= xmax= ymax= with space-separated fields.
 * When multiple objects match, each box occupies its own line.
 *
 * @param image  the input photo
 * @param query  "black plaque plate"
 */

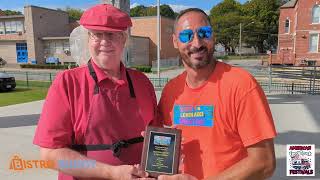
xmin=141 ymin=126 xmax=181 ymax=177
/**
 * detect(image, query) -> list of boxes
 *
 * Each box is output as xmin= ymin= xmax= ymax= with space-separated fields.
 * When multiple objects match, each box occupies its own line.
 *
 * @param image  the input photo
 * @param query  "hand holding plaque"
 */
xmin=141 ymin=126 xmax=182 ymax=178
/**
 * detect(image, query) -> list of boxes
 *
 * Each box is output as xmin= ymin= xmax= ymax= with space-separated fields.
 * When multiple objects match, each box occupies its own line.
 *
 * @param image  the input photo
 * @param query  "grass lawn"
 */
xmin=16 ymin=80 xmax=52 ymax=88
xmin=226 ymin=55 xmax=265 ymax=60
xmin=0 ymin=87 xmax=48 ymax=107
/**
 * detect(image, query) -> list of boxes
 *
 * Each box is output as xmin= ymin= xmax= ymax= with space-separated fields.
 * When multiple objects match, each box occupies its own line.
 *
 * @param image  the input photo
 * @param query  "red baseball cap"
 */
xmin=80 ymin=4 xmax=132 ymax=32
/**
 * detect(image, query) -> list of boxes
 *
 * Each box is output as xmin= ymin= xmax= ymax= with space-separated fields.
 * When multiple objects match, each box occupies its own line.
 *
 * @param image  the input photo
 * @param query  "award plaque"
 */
xmin=141 ymin=126 xmax=182 ymax=177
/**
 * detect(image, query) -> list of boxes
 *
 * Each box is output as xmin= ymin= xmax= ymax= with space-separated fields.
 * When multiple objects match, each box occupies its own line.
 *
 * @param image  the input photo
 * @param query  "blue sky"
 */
xmin=0 ymin=0 xmax=248 ymax=14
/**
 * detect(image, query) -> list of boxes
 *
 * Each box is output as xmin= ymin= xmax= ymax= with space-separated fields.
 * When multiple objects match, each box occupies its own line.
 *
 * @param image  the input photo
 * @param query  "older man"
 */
xmin=33 ymin=4 xmax=159 ymax=180
xmin=158 ymin=8 xmax=276 ymax=180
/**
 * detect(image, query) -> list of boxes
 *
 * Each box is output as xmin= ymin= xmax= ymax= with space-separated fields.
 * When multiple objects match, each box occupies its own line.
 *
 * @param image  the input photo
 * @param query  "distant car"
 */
xmin=0 ymin=72 xmax=16 ymax=91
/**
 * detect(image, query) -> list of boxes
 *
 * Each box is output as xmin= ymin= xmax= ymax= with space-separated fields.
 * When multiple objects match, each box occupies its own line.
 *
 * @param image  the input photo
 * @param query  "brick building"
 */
xmin=0 ymin=6 xmax=72 ymax=65
xmin=131 ymin=16 xmax=179 ymax=66
xmin=0 ymin=5 xmax=179 ymax=67
xmin=272 ymin=0 xmax=320 ymax=65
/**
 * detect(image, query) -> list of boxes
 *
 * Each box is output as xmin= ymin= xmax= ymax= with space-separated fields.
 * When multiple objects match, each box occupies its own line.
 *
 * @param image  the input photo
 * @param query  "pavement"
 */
xmin=0 ymin=94 xmax=320 ymax=180
xmin=1 ymin=61 xmax=320 ymax=179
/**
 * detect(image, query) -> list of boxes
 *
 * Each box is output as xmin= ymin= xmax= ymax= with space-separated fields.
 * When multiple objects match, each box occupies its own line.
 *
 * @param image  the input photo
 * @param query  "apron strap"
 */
xmin=71 ymin=136 xmax=144 ymax=157
xmin=87 ymin=60 xmax=136 ymax=98
xmin=126 ymin=70 xmax=136 ymax=98
xmin=87 ymin=60 xmax=99 ymax=94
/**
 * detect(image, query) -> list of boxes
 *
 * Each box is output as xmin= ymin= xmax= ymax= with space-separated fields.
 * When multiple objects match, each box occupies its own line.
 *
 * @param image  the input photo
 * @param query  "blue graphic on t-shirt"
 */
xmin=173 ymin=105 xmax=214 ymax=127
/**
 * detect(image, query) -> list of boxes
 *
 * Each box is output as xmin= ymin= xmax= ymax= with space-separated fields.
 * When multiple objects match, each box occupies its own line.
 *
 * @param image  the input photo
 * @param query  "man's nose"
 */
xmin=190 ymin=33 xmax=202 ymax=48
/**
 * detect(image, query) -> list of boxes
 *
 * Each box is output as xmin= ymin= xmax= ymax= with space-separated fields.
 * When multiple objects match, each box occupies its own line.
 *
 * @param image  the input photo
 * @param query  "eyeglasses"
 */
xmin=88 ymin=31 xmax=125 ymax=41
xmin=178 ymin=26 xmax=213 ymax=43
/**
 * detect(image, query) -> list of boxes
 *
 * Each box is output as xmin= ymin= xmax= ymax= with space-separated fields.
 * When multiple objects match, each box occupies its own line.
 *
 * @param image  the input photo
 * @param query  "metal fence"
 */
xmin=258 ymin=81 xmax=320 ymax=95
xmin=2 ymin=65 xmax=320 ymax=95
xmin=238 ymin=64 xmax=320 ymax=95
xmin=1 ymin=70 xmax=169 ymax=89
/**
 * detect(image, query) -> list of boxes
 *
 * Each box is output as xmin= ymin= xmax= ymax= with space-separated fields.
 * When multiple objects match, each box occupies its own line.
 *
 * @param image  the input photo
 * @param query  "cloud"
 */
xmin=167 ymin=4 xmax=209 ymax=15
xmin=167 ymin=4 xmax=191 ymax=13
xmin=130 ymin=3 xmax=140 ymax=8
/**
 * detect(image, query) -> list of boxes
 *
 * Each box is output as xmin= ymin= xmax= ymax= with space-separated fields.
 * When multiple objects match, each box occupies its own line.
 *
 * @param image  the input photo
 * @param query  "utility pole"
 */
xmin=239 ymin=23 xmax=242 ymax=60
xmin=157 ymin=0 xmax=161 ymax=78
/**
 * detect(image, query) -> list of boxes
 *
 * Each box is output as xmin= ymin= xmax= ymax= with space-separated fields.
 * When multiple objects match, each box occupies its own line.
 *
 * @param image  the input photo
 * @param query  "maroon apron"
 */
xmin=59 ymin=61 xmax=146 ymax=180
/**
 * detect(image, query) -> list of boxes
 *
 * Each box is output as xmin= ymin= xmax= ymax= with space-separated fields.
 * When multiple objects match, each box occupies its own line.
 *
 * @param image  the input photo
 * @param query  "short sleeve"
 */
xmin=158 ymin=85 xmax=173 ymax=126
xmin=33 ymin=72 xmax=73 ymax=148
xmin=236 ymin=85 xmax=277 ymax=147
xmin=148 ymin=80 xmax=163 ymax=127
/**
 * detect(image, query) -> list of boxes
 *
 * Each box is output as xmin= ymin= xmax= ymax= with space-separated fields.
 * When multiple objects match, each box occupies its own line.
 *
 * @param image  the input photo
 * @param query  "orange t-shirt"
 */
xmin=158 ymin=62 xmax=277 ymax=179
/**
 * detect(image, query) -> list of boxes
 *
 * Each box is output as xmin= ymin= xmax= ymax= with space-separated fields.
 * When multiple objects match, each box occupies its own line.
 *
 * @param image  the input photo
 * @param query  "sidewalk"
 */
xmin=0 ymin=95 xmax=319 ymax=179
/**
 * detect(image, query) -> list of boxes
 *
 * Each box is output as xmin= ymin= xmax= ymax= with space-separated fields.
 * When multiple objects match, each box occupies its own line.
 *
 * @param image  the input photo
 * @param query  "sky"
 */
xmin=0 ymin=0 xmax=248 ymax=14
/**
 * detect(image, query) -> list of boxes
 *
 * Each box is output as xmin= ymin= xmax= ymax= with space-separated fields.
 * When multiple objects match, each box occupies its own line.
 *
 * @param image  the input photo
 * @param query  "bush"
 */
xmin=132 ymin=66 xmax=152 ymax=73
xmin=215 ymin=55 xmax=229 ymax=60
xmin=20 ymin=64 xmax=78 ymax=69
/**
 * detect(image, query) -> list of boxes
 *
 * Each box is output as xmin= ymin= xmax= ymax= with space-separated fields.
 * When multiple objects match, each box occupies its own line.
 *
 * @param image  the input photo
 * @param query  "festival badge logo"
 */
xmin=287 ymin=144 xmax=315 ymax=176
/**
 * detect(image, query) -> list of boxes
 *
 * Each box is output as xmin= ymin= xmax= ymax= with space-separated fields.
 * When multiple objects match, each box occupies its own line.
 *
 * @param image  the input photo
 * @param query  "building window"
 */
xmin=3 ymin=21 xmax=24 ymax=34
xmin=63 ymin=41 xmax=70 ymax=51
xmin=312 ymin=5 xmax=320 ymax=23
xmin=309 ymin=34 xmax=319 ymax=52
xmin=0 ymin=22 xmax=4 ymax=34
xmin=285 ymin=19 xmax=290 ymax=33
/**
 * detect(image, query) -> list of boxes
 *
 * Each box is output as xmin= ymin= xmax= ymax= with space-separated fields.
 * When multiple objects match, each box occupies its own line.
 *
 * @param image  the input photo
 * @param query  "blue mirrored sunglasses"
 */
xmin=178 ymin=26 xmax=213 ymax=43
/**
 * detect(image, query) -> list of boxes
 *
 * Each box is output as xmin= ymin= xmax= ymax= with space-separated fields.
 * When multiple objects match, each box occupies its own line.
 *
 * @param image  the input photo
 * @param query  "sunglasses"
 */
xmin=178 ymin=26 xmax=213 ymax=43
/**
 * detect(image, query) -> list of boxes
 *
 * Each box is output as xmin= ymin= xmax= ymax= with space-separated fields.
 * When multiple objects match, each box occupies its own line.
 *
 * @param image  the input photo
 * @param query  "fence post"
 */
xmin=291 ymin=83 xmax=294 ymax=94
xmin=312 ymin=66 xmax=316 ymax=95
xmin=26 ymin=71 xmax=29 ymax=88
xmin=49 ymin=73 xmax=52 ymax=84
xmin=309 ymin=68 xmax=313 ymax=94
xmin=268 ymin=65 xmax=272 ymax=93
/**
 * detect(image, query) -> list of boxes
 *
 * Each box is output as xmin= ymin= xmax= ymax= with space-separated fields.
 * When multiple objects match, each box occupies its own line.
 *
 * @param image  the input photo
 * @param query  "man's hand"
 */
xmin=158 ymin=174 xmax=198 ymax=180
xmin=110 ymin=165 xmax=151 ymax=180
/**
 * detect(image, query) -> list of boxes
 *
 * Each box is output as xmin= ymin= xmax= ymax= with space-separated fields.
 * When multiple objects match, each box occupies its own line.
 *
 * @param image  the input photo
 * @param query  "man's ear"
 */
xmin=172 ymin=34 xmax=178 ymax=49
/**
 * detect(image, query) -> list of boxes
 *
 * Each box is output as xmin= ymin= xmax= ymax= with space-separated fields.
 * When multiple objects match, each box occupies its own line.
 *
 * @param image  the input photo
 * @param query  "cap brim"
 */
xmin=83 ymin=25 xmax=128 ymax=32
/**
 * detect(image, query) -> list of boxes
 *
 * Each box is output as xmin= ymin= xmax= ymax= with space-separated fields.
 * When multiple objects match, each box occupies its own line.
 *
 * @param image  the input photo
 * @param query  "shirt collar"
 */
xmin=90 ymin=59 xmax=127 ymax=86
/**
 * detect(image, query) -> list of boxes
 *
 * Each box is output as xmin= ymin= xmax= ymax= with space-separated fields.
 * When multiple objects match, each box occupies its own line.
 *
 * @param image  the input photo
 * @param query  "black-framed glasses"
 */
xmin=88 ymin=31 xmax=125 ymax=41
xmin=178 ymin=26 xmax=213 ymax=43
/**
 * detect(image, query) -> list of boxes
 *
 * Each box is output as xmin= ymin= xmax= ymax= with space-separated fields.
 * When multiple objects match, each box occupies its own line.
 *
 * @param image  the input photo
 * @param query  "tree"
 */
xmin=243 ymin=0 xmax=280 ymax=52
xmin=130 ymin=5 xmax=147 ymax=17
xmin=209 ymin=0 xmax=281 ymax=53
xmin=209 ymin=0 xmax=243 ymax=53
xmin=0 ymin=9 xmax=22 ymax=16
xmin=130 ymin=4 xmax=176 ymax=19
xmin=57 ymin=7 xmax=83 ymax=21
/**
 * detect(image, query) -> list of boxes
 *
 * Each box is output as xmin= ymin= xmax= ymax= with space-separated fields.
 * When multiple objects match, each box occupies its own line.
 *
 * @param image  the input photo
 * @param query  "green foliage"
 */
xmin=130 ymin=5 xmax=147 ymax=17
xmin=0 ymin=9 xmax=22 ymax=16
xmin=132 ymin=66 xmax=152 ymax=73
xmin=57 ymin=6 xmax=83 ymax=21
xmin=210 ymin=0 xmax=242 ymax=17
xmin=20 ymin=64 xmax=78 ymax=69
xmin=210 ymin=0 xmax=243 ymax=52
xmin=215 ymin=55 xmax=229 ymax=60
xmin=242 ymin=0 xmax=280 ymax=52
xmin=209 ymin=0 xmax=280 ymax=53
xmin=130 ymin=4 xmax=176 ymax=19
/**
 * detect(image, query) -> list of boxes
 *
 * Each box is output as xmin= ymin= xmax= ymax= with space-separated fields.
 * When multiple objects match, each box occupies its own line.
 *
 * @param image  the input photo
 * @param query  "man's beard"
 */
xmin=180 ymin=46 xmax=215 ymax=70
